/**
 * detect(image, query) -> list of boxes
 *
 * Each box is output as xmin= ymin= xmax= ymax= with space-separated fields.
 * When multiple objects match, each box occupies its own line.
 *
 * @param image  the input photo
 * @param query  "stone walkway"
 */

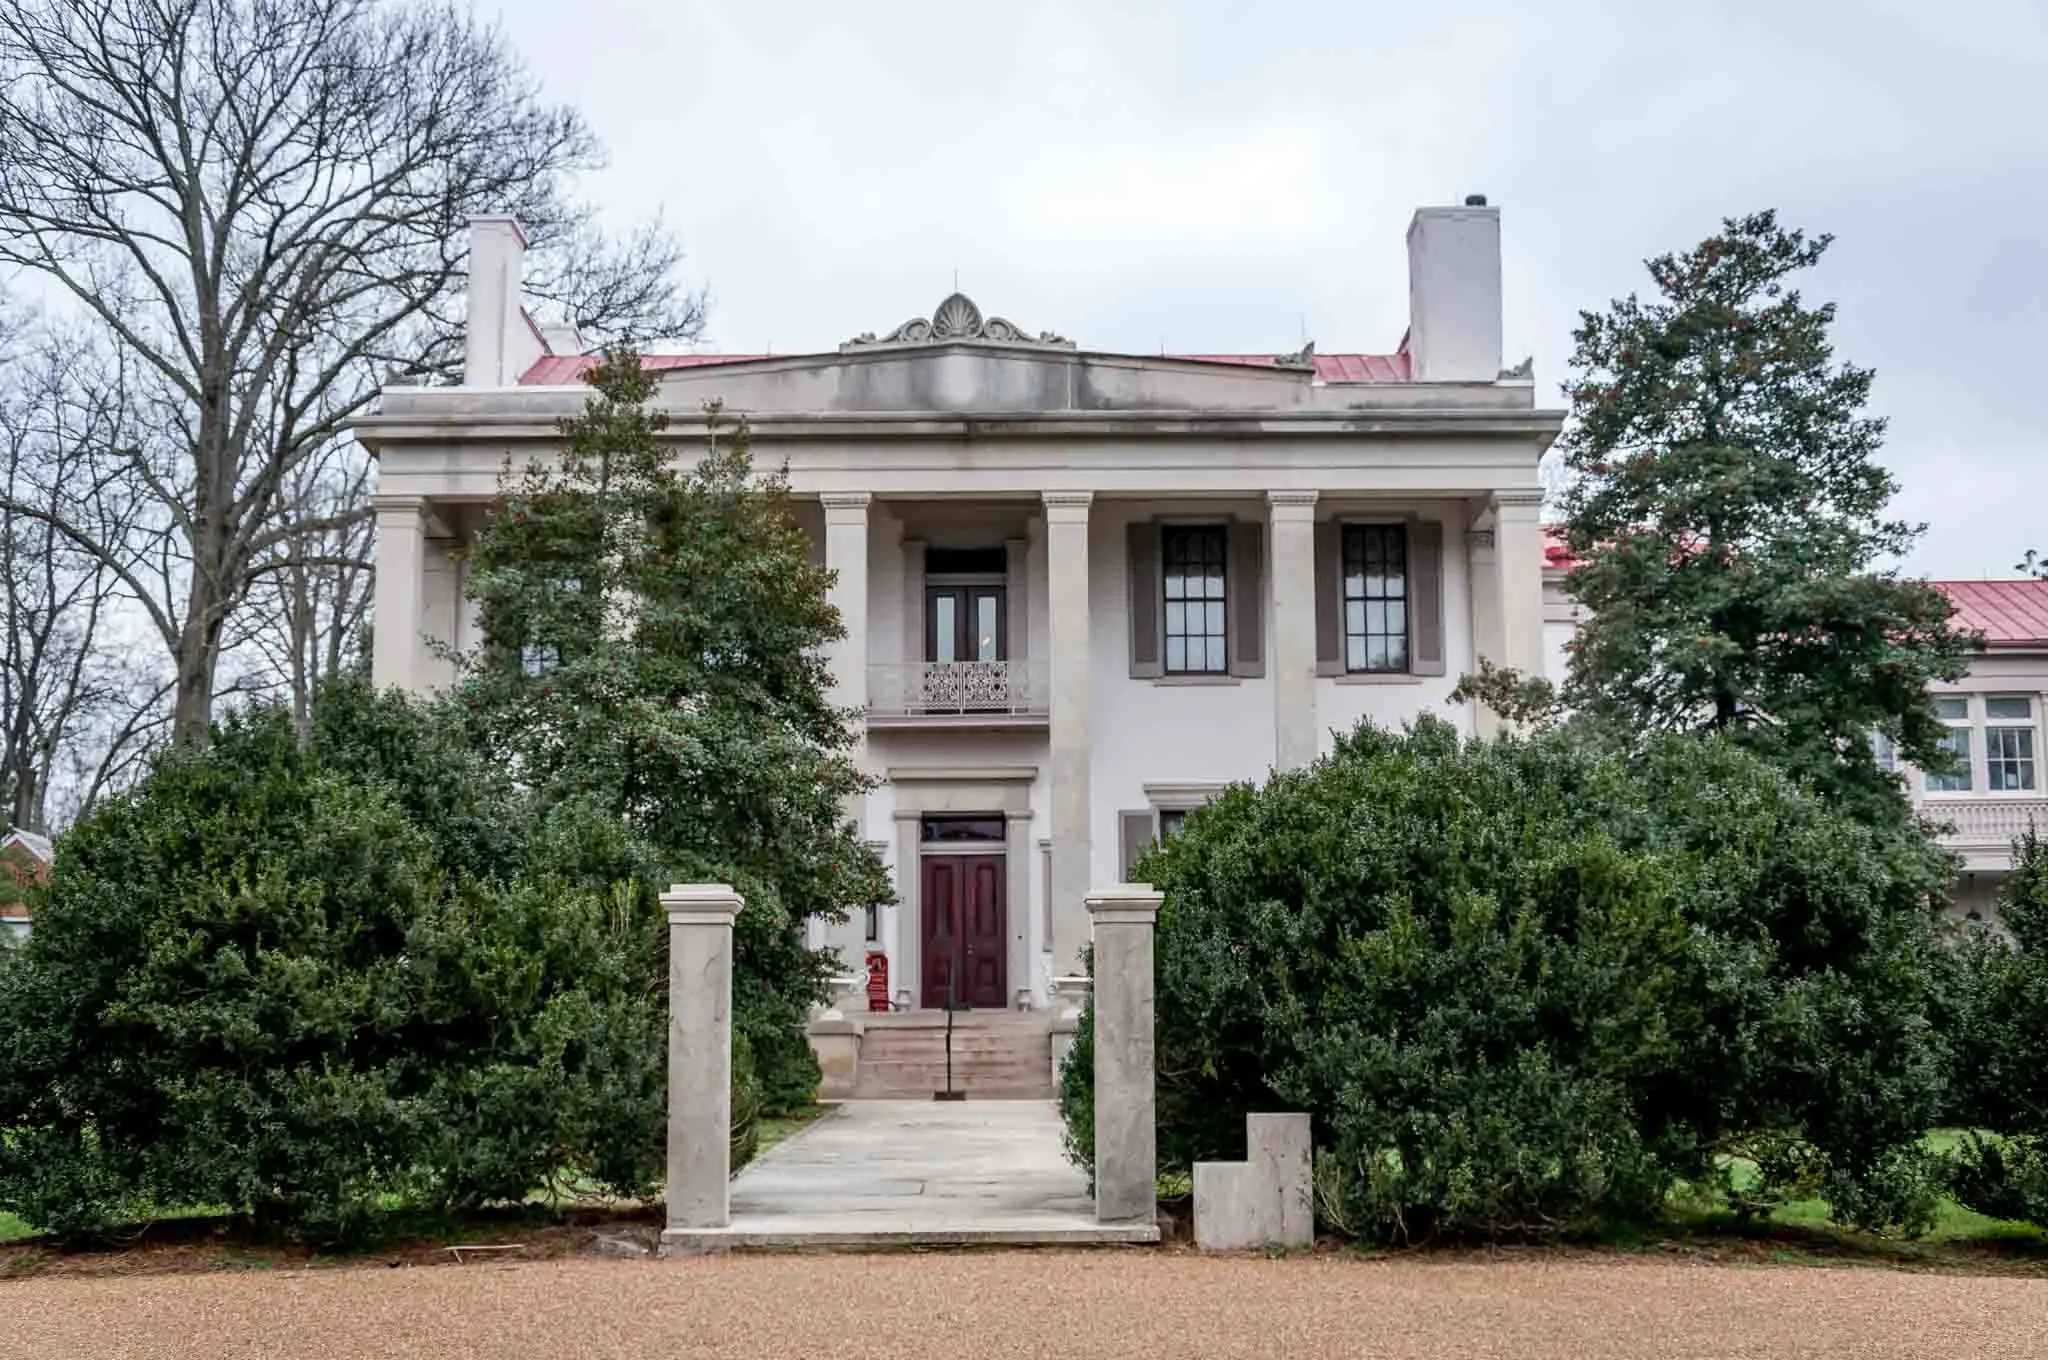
xmin=665 ymin=1098 xmax=1156 ymax=1249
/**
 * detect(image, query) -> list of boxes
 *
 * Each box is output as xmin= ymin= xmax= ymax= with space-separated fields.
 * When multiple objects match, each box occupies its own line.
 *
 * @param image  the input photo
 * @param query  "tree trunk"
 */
xmin=171 ymin=585 xmax=225 ymax=749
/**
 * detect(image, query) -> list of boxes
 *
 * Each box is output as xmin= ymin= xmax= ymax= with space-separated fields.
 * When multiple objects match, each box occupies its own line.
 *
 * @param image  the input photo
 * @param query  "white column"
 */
xmin=821 ymin=493 xmax=872 ymax=975
xmin=1268 ymin=491 xmax=1319 ymax=771
xmin=1044 ymin=491 xmax=1094 ymax=978
xmin=1491 ymin=490 xmax=1547 ymax=681
xmin=1466 ymin=525 xmax=1502 ymax=737
xmin=660 ymin=884 xmax=742 ymax=1248
xmin=371 ymin=495 xmax=426 ymax=693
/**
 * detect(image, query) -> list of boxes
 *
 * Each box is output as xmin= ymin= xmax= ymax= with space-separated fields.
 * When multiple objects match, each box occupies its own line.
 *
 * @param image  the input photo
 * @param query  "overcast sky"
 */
xmin=488 ymin=0 xmax=2045 ymax=579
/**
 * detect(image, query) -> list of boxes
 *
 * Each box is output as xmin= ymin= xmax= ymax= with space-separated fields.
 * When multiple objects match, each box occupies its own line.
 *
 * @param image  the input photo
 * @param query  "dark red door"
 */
xmin=921 ymin=854 xmax=1006 ymax=1010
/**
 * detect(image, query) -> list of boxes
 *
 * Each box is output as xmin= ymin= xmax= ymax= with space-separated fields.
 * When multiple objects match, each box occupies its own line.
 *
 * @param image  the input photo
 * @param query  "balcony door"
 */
xmin=925 ymin=582 xmax=1006 ymax=663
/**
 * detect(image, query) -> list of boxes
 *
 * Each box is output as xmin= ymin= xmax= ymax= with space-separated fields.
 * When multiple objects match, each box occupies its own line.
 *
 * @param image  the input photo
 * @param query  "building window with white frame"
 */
xmin=1161 ymin=525 xmax=1228 ymax=675
xmin=1342 ymin=524 xmax=1409 ymax=673
xmin=1926 ymin=696 xmax=1973 ymax=792
xmin=1986 ymin=696 xmax=2038 ymax=792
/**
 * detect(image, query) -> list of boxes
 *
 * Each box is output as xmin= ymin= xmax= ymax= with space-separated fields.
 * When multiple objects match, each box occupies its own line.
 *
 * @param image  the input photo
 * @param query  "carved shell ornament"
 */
xmin=843 ymin=292 xmax=1075 ymax=350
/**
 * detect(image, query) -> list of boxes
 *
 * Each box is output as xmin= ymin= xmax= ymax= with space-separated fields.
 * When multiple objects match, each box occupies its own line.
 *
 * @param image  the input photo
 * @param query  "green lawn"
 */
xmin=0 ymin=1210 xmax=30 ymax=1245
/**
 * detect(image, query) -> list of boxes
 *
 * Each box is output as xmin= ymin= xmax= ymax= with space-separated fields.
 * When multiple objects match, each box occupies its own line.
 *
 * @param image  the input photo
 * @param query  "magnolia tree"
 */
xmin=455 ymin=352 xmax=891 ymax=1108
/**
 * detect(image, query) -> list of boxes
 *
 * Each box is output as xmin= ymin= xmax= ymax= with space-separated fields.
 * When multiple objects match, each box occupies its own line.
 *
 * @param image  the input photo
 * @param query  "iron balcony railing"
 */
xmin=868 ymin=660 xmax=1050 ymax=720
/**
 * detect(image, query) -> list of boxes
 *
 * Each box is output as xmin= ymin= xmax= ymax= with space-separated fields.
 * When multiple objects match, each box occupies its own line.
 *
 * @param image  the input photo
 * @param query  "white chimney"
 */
xmin=463 ymin=215 xmax=542 ymax=386
xmin=1405 ymin=196 xmax=1503 ymax=383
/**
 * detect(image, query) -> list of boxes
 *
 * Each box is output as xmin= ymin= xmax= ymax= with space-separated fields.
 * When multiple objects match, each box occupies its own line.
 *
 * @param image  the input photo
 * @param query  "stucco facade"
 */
xmin=357 ymin=201 xmax=1564 ymax=1009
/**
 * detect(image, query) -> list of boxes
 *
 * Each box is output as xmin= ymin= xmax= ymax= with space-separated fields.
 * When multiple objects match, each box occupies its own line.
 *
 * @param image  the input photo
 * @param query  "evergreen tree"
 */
xmin=1555 ymin=212 xmax=1975 ymax=816
xmin=457 ymin=351 xmax=889 ymax=1106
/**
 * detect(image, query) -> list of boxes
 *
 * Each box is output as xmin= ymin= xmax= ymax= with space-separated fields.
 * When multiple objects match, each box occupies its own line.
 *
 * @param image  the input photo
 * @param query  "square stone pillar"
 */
xmin=821 ymin=493 xmax=872 ymax=974
xmin=1088 ymin=883 xmax=1161 ymax=1225
xmin=370 ymin=495 xmax=426 ymax=693
xmin=1267 ymin=491 xmax=1319 ymax=771
xmin=1044 ymin=492 xmax=1094 ymax=978
xmin=662 ymin=884 xmax=743 ymax=1244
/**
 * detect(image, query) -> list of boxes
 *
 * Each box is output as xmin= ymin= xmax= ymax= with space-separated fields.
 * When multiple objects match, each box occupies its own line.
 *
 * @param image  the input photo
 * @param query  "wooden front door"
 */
xmin=920 ymin=853 xmax=1006 ymax=1010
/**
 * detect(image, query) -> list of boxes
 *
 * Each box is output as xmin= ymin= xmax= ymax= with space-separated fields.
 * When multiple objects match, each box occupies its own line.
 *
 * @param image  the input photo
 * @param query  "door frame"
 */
xmin=887 ymin=766 xmax=1037 ymax=1011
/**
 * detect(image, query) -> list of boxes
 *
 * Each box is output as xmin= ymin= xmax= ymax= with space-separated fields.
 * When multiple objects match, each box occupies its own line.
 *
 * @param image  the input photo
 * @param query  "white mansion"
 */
xmin=358 ymin=202 xmax=2047 ymax=1025
xmin=358 ymin=199 xmax=1559 ymax=1013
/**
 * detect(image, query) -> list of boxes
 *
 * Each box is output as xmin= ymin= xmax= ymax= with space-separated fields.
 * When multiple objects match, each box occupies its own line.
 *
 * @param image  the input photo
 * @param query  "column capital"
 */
xmin=1489 ymin=488 xmax=1546 ymax=514
xmin=820 ymin=491 xmax=873 ymax=520
xmin=662 ymin=884 xmax=745 ymax=925
xmin=1265 ymin=490 xmax=1319 ymax=513
xmin=368 ymin=493 xmax=426 ymax=517
xmin=1041 ymin=491 xmax=1094 ymax=523
xmin=1086 ymin=883 xmax=1163 ymax=925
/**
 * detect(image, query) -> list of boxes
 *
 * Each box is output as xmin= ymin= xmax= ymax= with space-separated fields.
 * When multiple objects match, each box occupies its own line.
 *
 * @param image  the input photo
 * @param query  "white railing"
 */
xmin=868 ymin=660 xmax=1050 ymax=719
xmin=1930 ymin=797 xmax=2048 ymax=844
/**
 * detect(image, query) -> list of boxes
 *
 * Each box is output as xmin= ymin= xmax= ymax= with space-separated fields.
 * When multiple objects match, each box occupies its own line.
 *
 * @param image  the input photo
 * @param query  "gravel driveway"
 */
xmin=5 ymin=1251 xmax=2046 ymax=1359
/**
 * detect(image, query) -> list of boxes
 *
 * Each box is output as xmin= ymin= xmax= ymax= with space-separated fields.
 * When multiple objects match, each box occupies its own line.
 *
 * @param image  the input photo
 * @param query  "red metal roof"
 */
xmin=518 ymin=350 xmax=1411 ymax=386
xmin=1935 ymin=579 xmax=2048 ymax=646
xmin=1544 ymin=535 xmax=2048 ymax=646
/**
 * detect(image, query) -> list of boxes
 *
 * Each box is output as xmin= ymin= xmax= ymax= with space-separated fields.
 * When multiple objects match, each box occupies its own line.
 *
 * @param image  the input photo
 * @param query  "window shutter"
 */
xmin=1409 ymin=518 xmax=1445 ymax=676
xmin=1314 ymin=520 xmax=1342 ymax=676
xmin=1119 ymin=810 xmax=1158 ymax=879
xmin=1128 ymin=521 xmax=1162 ymax=678
xmin=1228 ymin=520 xmax=1264 ymax=678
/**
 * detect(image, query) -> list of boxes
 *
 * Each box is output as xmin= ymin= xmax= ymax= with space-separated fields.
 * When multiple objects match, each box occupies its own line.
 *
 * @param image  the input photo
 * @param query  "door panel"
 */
xmin=961 ymin=855 xmax=1007 ymax=1009
xmin=920 ymin=853 xmax=1006 ymax=1010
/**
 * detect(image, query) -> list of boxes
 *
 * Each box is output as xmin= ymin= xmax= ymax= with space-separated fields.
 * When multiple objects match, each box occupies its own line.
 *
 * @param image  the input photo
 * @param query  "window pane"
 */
xmin=1987 ymin=696 xmax=2034 ymax=720
xmin=1989 ymin=727 xmax=2037 ymax=792
xmin=1870 ymin=731 xmax=1897 ymax=772
xmin=1158 ymin=809 xmax=1188 ymax=839
xmin=1927 ymin=727 xmax=1972 ymax=792
xmin=1934 ymin=696 xmax=1969 ymax=721
xmin=1161 ymin=526 xmax=1229 ymax=673
xmin=1341 ymin=523 xmax=1409 ymax=674
xmin=934 ymin=595 xmax=957 ymax=662
xmin=976 ymin=595 xmax=1000 ymax=660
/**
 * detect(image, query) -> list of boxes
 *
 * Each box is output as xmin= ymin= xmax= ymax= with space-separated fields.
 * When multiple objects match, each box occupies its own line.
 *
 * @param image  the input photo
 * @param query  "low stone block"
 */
xmin=1193 ymin=1112 xmax=1313 ymax=1252
xmin=808 ymin=1018 xmax=863 ymax=1100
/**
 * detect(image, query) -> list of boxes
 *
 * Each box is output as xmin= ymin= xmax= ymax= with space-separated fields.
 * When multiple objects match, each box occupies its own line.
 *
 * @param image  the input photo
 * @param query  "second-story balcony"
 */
xmin=1927 ymin=796 xmax=2048 ymax=870
xmin=868 ymin=661 xmax=1050 ymax=729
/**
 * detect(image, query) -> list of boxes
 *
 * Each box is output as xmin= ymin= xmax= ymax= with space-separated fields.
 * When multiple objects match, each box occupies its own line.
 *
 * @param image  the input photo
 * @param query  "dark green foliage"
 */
xmin=730 ymin=1033 xmax=762 ymax=1171
xmin=1554 ymin=212 xmax=1974 ymax=819
xmin=1943 ymin=833 xmax=2048 ymax=1226
xmin=1060 ymin=718 xmax=1954 ymax=1241
xmin=0 ymin=681 xmax=669 ymax=1244
xmin=456 ymin=352 xmax=890 ymax=1108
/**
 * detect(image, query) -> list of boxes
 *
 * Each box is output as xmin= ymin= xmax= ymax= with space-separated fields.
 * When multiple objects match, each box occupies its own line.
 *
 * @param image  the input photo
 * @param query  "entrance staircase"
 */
xmin=851 ymin=1009 xmax=1056 ymax=1099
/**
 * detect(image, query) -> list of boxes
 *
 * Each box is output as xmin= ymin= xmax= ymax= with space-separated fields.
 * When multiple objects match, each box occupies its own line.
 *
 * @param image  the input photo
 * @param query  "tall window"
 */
xmin=1987 ymin=696 xmax=2038 ymax=792
xmin=1926 ymin=696 xmax=1973 ymax=793
xmin=1342 ymin=524 xmax=1408 ymax=673
xmin=1162 ymin=525 xmax=1228 ymax=674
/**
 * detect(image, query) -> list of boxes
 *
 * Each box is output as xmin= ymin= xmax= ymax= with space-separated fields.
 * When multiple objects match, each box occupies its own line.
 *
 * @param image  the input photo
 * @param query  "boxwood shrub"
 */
xmin=1061 ymin=717 xmax=1955 ymax=1241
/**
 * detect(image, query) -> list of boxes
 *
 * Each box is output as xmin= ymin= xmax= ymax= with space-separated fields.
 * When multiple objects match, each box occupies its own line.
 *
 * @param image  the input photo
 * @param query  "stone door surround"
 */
xmin=889 ymin=766 xmax=1036 ymax=1009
